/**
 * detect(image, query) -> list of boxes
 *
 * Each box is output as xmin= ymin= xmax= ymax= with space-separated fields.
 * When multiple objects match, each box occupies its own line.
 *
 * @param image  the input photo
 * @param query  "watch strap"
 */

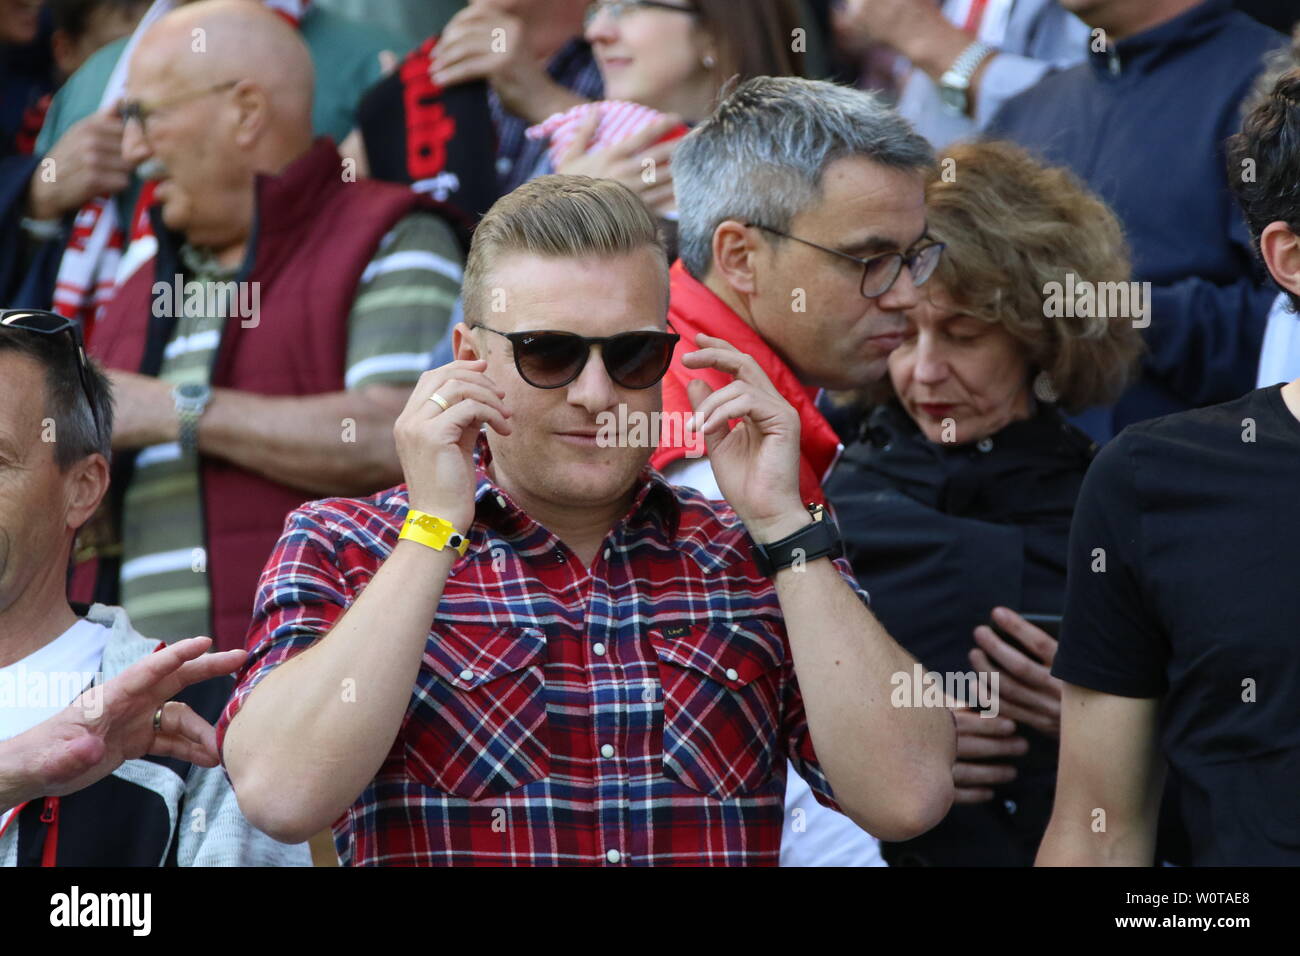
xmin=943 ymin=39 xmax=996 ymax=89
xmin=173 ymin=385 xmax=211 ymax=455
xmin=751 ymin=506 xmax=844 ymax=577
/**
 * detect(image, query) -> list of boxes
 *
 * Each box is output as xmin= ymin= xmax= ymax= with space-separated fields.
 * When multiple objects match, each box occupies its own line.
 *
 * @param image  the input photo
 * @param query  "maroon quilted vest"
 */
xmin=77 ymin=137 xmax=446 ymax=650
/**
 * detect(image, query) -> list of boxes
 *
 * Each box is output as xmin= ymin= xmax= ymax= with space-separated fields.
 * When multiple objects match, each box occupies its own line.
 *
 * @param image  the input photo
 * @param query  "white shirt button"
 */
xmin=977 ymin=438 xmax=994 ymax=453
xmin=725 ymin=667 xmax=739 ymax=681
xmin=600 ymin=744 xmax=615 ymax=758
xmin=606 ymin=849 xmax=621 ymax=864
xmin=459 ymin=668 xmax=473 ymax=681
xmin=592 ymin=642 xmax=606 ymax=656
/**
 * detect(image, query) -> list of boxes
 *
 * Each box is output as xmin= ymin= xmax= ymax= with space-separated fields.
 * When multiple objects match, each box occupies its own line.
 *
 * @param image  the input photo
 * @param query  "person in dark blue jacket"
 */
xmin=987 ymin=0 xmax=1285 ymax=442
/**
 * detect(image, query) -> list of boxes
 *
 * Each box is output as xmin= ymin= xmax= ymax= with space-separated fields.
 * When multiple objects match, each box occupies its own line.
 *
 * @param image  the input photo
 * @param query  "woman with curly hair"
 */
xmin=825 ymin=139 xmax=1143 ymax=866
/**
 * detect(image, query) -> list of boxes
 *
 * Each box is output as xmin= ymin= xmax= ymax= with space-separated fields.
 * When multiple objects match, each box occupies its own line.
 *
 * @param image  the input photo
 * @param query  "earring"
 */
xmin=1033 ymin=370 xmax=1057 ymax=404
xmin=703 ymin=53 xmax=716 ymax=69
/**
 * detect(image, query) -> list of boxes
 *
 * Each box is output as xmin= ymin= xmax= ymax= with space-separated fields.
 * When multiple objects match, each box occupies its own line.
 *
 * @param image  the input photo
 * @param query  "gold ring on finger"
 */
xmin=430 ymin=393 xmax=450 ymax=412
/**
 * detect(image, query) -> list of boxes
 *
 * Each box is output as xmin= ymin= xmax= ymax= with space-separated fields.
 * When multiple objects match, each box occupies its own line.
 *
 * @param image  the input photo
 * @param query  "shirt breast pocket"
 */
xmin=403 ymin=623 xmax=550 ymax=801
xmin=648 ymin=619 xmax=786 ymax=800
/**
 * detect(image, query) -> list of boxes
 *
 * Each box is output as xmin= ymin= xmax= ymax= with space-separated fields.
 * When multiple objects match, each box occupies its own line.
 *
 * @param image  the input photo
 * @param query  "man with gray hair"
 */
xmin=649 ymin=75 xmax=944 ymax=866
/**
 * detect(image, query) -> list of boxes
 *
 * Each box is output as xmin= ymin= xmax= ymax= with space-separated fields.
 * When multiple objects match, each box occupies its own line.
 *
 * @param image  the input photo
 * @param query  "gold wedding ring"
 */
xmin=430 ymin=392 xmax=450 ymax=412
xmin=152 ymin=705 xmax=165 ymax=733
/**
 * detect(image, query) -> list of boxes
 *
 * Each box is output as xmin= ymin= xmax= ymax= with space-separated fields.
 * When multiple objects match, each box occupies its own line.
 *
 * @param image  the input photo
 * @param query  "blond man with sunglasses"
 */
xmin=218 ymin=175 xmax=955 ymax=866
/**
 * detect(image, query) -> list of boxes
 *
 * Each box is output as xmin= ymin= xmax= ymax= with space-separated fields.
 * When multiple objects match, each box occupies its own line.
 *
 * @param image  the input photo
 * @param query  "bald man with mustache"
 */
xmin=74 ymin=0 xmax=467 ymax=658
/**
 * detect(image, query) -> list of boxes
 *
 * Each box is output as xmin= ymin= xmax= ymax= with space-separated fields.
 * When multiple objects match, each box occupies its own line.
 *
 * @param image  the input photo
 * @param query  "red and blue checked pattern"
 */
xmin=217 ymin=455 xmax=870 ymax=866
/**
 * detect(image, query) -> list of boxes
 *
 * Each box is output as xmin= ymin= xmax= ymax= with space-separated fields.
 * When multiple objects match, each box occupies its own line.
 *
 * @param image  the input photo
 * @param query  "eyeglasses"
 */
xmin=584 ymin=0 xmax=697 ymax=30
xmin=0 ymin=309 xmax=103 ymax=442
xmin=473 ymin=324 xmax=680 ymax=389
xmin=116 ymin=80 xmax=239 ymax=137
xmin=747 ymin=223 xmax=946 ymax=298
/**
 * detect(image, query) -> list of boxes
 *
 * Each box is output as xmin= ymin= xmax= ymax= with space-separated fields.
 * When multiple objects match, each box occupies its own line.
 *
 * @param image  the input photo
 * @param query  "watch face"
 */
xmin=177 ymin=384 xmax=207 ymax=401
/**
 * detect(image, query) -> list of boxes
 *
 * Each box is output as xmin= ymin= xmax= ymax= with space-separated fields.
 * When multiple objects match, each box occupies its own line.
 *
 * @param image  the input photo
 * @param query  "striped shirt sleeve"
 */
xmin=344 ymin=211 xmax=464 ymax=390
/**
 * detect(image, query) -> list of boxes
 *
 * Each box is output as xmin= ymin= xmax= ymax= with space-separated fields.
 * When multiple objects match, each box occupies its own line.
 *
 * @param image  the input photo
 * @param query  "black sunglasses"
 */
xmin=473 ymin=324 xmax=679 ymax=389
xmin=0 ymin=309 xmax=104 ymax=441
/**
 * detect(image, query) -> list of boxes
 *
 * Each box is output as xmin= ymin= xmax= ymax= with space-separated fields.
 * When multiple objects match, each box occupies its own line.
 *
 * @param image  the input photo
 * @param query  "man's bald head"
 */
xmin=119 ymin=0 xmax=316 ymax=250
xmin=129 ymin=0 xmax=314 ymax=156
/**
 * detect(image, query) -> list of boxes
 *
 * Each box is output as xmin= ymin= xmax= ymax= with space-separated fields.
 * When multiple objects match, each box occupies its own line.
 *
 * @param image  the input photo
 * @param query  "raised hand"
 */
xmin=26 ymin=107 xmax=131 ymax=221
xmin=970 ymin=607 xmax=1065 ymax=737
xmin=681 ymin=333 xmax=805 ymax=541
xmin=2 ymin=636 xmax=245 ymax=809
xmin=393 ymin=359 xmax=512 ymax=533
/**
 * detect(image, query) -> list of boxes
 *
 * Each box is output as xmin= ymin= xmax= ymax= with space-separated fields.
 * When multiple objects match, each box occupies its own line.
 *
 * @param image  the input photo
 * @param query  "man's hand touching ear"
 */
xmin=683 ymin=333 xmax=807 ymax=542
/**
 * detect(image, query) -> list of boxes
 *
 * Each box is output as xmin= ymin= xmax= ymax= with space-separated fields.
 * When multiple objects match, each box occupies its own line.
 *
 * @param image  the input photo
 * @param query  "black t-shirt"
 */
xmin=1055 ymin=384 xmax=1300 ymax=864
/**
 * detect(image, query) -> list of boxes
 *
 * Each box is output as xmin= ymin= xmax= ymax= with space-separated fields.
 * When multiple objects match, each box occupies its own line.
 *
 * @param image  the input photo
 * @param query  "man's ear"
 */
xmin=1260 ymin=220 xmax=1300 ymax=301
xmin=452 ymin=321 xmax=481 ymax=362
xmin=66 ymin=454 xmax=111 ymax=533
xmin=231 ymin=80 xmax=270 ymax=148
xmin=709 ymin=220 xmax=758 ymax=297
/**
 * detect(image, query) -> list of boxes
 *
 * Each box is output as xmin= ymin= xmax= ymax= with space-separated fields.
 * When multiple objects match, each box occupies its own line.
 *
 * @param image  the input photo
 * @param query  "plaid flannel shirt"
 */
xmin=217 ymin=448 xmax=871 ymax=866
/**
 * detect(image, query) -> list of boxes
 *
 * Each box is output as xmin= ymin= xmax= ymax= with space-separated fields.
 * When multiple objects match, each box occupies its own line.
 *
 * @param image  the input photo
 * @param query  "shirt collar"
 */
xmin=1086 ymin=0 xmax=1232 ymax=79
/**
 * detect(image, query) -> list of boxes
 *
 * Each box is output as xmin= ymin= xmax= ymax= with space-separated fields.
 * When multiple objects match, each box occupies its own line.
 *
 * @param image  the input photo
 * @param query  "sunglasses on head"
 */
xmin=473 ymin=324 xmax=679 ymax=389
xmin=0 ymin=309 xmax=103 ymax=439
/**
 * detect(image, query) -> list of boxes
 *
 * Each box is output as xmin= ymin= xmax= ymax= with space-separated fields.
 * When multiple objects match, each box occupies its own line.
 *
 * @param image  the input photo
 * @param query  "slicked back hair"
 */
xmin=463 ymin=174 xmax=670 ymax=325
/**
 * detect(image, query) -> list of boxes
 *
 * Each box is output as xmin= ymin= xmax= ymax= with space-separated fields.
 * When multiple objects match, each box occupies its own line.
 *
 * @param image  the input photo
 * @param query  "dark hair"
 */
xmin=48 ymin=0 xmax=147 ymax=38
xmin=695 ymin=0 xmax=806 ymax=89
xmin=1226 ymin=67 xmax=1300 ymax=310
xmin=0 ymin=327 xmax=114 ymax=468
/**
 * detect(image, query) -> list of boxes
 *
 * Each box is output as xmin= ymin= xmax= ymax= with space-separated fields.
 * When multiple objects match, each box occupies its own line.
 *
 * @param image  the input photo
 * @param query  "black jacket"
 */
xmin=826 ymin=401 xmax=1096 ymax=865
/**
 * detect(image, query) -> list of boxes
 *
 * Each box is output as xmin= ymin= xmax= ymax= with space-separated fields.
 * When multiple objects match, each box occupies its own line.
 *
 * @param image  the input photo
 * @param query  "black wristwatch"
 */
xmin=751 ymin=503 xmax=844 ymax=577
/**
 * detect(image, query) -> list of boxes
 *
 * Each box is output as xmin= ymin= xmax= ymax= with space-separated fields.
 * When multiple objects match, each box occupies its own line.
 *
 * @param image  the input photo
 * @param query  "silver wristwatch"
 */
xmin=173 ymin=383 xmax=212 ymax=455
xmin=939 ymin=40 xmax=996 ymax=116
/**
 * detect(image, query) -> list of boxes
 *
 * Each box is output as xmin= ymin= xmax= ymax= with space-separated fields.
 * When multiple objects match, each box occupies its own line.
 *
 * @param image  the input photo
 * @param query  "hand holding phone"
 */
xmin=969 ymin=607 xmax=1066 ymax=738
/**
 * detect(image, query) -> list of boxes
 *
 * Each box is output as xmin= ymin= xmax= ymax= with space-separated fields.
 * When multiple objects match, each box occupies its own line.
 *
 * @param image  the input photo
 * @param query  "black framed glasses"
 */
xmin=747 ymin=223 xmax=945 ymax=298
xmin=116 ymin=80 xmax=239 ymax=137
xmin=0 ymin=309 xmax=103 ymax=440
xmin=584 ymin=0 xmax=697 ymax=30
xmin=473 ymin=324 xmax=680 ymax=389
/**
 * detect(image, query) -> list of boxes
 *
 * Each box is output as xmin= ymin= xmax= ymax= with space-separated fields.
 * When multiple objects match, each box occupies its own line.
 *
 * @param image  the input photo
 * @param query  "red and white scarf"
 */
xmin=51 ymin=0 xmax=311 ymax=334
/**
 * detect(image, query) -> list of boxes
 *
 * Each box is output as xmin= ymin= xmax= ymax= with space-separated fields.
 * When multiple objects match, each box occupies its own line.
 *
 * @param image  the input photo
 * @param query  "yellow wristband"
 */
xmin=399 ymin=510 xmax=470 ymax=556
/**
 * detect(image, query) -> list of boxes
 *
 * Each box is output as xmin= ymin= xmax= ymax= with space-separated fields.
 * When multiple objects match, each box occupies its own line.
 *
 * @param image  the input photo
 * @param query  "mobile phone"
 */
xmin=989 ymin=612 xmax=1061 ymax=659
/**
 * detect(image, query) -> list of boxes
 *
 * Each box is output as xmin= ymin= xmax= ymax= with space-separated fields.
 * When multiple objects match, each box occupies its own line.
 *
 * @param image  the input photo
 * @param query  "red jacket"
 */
xmin=77 ymin=138 xmax=441 ymax=651
xmin=651 ymin=261 xmax=842 ymax=504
